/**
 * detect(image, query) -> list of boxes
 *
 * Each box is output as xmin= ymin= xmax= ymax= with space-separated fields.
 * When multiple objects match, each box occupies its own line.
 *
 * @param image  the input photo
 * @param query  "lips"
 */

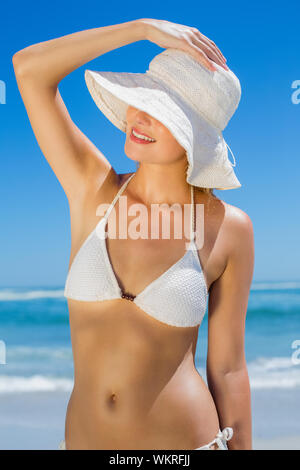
xmin=132 ymin=127 xmax=155 ymax=140
xmin=130 ymin=128 xmax=156 ymax=145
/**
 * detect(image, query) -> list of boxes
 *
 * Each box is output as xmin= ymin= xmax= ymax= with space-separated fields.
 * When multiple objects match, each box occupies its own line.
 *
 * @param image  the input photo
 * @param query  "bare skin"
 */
xmin=12 ymin=19 xmax=254 ymax=450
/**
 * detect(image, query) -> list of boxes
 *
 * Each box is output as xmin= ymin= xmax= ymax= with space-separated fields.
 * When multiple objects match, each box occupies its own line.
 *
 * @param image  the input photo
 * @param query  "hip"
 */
xmin=58 ymin=427 xmax=233 ymax=450
xmin=64 ymin=366 xmax=221 ymax=449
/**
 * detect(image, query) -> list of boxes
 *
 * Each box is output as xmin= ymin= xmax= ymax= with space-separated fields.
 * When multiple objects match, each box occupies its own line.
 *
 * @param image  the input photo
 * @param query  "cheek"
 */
xmin=126 ymin=106 xmax=136 ymax=122
xmin=156 ymin=138 xmax=185 ymax=163
xmin=156 ymin=125 xmax=181 ymax=152
xmin=162 ymin=131 xmax=183 ymax=153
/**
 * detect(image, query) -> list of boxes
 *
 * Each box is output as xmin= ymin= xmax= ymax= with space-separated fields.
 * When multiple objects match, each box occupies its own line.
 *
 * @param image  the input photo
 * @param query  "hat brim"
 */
xmin=84 ymin=69 xmax=241 ymax=190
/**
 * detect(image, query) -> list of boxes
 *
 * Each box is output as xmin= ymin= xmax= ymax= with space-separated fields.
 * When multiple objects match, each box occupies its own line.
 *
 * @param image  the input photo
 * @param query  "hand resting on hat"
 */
xmin=140 ymin=17 xmax=229 ymax=72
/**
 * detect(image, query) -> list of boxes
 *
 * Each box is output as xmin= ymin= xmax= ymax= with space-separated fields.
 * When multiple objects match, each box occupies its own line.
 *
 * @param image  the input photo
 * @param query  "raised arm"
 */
xmin=206 ymin=206 xmax=255 ymax=450
xmin=12 ymin=20 xmax=146 ymax=202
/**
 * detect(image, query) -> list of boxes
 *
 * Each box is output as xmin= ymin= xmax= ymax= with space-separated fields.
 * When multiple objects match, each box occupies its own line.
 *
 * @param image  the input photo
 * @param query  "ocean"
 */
xmin=0 ymin=281 xmax=300 ymax=449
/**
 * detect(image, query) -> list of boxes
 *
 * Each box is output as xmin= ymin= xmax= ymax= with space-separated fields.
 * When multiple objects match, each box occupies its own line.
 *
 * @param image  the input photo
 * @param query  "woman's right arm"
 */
xmin=12 ymin=20 xmax=147 ymax=203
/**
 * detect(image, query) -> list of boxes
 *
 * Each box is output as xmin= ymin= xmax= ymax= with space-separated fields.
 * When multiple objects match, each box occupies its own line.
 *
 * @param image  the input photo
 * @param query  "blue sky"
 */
xmin=0 ymin=0 xmax=299 ymax=286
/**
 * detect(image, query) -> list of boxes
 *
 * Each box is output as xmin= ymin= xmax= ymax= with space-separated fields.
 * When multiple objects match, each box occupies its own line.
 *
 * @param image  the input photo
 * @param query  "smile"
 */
xmin=130 ymin=128 xmax=156 ymax=144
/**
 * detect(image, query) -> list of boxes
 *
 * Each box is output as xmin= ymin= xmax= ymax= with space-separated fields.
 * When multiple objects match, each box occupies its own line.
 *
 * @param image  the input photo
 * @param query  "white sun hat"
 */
xmin=84 ymin=48 xmax=242 ymax=190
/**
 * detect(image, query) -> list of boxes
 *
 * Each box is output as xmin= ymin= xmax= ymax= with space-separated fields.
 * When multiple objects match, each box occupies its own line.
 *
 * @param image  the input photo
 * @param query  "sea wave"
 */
xmin=0 ymin=375 xmax=73 ymax=393
xmin=0 ymin=282 xmax=300 ymax=302
xmin=248 ymin=356 xmax=300 ymax=389
xmin=198 ymin=356 xmax=300 ymax=389
xmin=0 ymin=288 xmax=64 ymax=301
xmin=250 ymin=281 xmax=300 ymax=291
xmin=1 ymin=356 xmax=300 ymax=393
xmin=6 ymin=346 xmax=72 ymax=361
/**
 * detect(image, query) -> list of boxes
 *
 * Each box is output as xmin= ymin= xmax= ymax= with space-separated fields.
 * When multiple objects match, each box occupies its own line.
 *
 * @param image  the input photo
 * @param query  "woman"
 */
xmin=13 ymin=18 xmax=254 ymax=450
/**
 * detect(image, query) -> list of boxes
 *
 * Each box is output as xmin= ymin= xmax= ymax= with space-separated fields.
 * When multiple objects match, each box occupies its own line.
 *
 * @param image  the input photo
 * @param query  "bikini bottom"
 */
xmin=58 ymin=427 xmax=233 ymax=451
xmin=194 ymin=427 xmax=233 ymax=450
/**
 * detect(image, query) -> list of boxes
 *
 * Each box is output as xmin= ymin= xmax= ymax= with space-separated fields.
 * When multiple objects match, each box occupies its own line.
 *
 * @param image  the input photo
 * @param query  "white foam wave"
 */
xmin=197 ymin=356 xmax=300 ymax=390
xmin=0 ymin=289 xmax=64 ymax=301
xmin=2 ymin=356 xmax=300 ymax=393
xmin=248 ymin=356 xmax=300 ymax=389
xmin=0 ymin=282 xmax=299 ymax=301
xmin=251 ymin=281 xmax=300 ymax=291
xmin=0 ymin=375 xmax=73 ymax=394
xmin=7 ymin=346 xmax=72 ymax=360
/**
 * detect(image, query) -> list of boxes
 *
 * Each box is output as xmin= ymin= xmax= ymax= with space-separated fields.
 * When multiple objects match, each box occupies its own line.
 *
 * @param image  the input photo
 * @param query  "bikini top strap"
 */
xmin=189 ymin=184 xmax=195 ymax=244
xmin=103 ymin=173 xmax=135 ymax=221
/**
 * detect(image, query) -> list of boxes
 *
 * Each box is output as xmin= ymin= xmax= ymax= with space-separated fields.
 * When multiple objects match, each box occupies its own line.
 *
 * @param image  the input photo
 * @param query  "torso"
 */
xmin=64 ymin=170 xmax=229 ymax=450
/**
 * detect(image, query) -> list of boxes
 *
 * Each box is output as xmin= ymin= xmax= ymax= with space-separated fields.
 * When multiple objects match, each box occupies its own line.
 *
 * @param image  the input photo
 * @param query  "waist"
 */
xmin=65 ymin=364 xmax=220 ymax=449
xmin=70 ymin=356 xmax=205 ymax=413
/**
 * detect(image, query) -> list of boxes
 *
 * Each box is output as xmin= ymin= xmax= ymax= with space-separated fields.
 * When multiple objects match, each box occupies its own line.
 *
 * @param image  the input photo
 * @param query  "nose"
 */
xmin=126 ymin=106 xmax=153 ymax=133
xmin=135 ymin=110 xmax=152 ymax=125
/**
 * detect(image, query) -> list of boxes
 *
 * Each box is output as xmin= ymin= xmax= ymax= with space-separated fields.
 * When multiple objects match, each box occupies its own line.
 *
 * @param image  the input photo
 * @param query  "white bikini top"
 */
xmin=64 ymin=173 xmax=208 ymax=328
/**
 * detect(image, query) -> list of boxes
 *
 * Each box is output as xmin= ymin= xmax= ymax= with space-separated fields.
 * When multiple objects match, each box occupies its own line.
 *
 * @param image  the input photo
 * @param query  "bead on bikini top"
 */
xmin=64 ymin=173 xmax=208 ymax=328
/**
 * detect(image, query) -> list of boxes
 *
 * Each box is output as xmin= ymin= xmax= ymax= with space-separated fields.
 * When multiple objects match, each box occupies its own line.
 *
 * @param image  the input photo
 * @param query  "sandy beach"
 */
xmin=0 ymin=391 xmax=69 ymax=450
xmin=253 ymin=435 xmax=300 ymax=450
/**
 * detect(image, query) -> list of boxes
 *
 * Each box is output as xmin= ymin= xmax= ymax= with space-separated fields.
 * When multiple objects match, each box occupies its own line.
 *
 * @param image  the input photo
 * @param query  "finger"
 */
xmin=187 ymin=44 xmax=216 ymax=71
xmin=199 ymin=35 xmax=226 ymax=65
xmin=200 ymin=33 xmax=226 ymax=62
xmin=191 ymin=37 xmax=229 ymax=70
xmin=194 ymin=30 xmax=227 ymax=63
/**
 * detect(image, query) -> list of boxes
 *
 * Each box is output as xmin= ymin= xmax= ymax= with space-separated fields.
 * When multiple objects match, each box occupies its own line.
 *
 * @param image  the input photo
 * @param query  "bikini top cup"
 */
xmin=64 ymin=173 xmax=208 ymax=328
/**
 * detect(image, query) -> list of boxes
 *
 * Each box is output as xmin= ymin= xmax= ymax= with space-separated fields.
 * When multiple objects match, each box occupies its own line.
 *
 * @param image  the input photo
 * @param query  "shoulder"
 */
xmin=196 ymin=189 xmax=254 ymax=260
xmin=219 ymin=201 xmax=254 ymax=266
xmin=193 ymin=190 xmax=254 ymax=279
xmin=194 ymin=189 xmax=253 ymax=234
xmin=222 ymin=202 xmax=254 ymax=242
xmin=205 ymin=200 xmax=255 ymax=304
xmin=222 ymin=201 xmax=253 ymax=234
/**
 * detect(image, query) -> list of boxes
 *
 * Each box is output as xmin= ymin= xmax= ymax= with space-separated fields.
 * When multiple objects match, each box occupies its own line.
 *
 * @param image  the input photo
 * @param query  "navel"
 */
xmin=107 ymin=392 xmax=117 ymax=406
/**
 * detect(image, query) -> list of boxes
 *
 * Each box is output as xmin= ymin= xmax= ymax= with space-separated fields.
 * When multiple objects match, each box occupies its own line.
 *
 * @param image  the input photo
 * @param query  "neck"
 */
xmin=130 ymin=161 xmax=192 ymax=206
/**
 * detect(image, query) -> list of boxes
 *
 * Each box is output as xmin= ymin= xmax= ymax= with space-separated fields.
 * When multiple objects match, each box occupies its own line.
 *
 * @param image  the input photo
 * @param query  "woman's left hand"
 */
xmin=141 ymin=18 xmax=229 ymax=72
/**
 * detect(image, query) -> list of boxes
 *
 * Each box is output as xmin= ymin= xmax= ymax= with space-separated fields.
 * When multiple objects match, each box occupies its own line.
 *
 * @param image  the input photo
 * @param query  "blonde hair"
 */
xmin=184 ymin=153 xmax=215 ymax=198
xmin=135 ymin=155 xmax=215 ymax=197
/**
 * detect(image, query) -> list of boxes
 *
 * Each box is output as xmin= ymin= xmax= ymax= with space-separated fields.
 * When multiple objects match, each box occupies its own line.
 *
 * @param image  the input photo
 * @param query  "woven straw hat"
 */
xmin=84 ymin=48 xmax=242 ymax=190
